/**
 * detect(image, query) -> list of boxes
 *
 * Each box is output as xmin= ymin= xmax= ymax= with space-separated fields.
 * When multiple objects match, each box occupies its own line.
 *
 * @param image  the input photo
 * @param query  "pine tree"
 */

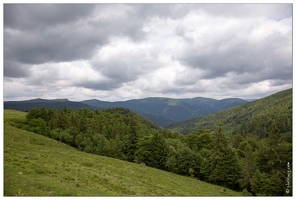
xmin=239 ymin=142 xmax=255 ymax=191
xmin=250 ymin=168 xmax=270 ymax=196
xmin=210 ymin=124 xmax=241 ymax=189
xmin=269 ymin=171 xmax=285 ymax=196
xmin=122 ymin=120 xmax=139 ymax=162
xmin=210 ymin=124 xmax=229 ymax=173
xmin=200 ymin=157 xmax=211 ymax=181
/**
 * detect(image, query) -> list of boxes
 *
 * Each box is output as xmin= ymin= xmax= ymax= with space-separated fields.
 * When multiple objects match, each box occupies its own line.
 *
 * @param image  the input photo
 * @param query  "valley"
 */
xmin=3 ymin=88 xmax=292 ymax=196
xmin=5 ymin=96 xmax=248 ymax=127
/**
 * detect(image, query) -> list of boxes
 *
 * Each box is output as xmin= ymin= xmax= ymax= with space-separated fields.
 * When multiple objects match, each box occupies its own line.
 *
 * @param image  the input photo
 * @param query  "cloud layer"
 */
xmin=4 ymin=4 xmax=292 ymax=101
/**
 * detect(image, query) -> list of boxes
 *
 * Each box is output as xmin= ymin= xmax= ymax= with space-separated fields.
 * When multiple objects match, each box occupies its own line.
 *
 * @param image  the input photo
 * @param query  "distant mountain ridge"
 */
xmin=4 ymin=96 xmax=248 ymax=127
xmin=81 ymin=97 xmax=248 ymax=126
xmin=4 ymin=98 xmax=100 ymax=111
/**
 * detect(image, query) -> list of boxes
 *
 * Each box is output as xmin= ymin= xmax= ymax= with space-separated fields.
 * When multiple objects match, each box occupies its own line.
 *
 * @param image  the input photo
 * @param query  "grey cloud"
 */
xmin=88 ymin=16 xmax=146 ymax=43
xmin=4 ymin=4 xmax=156 ymax=68
xmin=4 ymin=4 xmax=193 ymax=69
xmin=269 ymin=79 xmax=292 ymax=87
xmin=174 ymin=25 xmax=194 ymax=43
xmin=4 ymin=60 xmax=31 ymax=78
xmin=4 ymin=4 xmax=95 ymax=30
xmin=90 ymin=40 xmax=161 ymax=88
xmin=4 ymin=24 xmax=105 ymax=65
xmin=74 ymin=79 xmax=122 ymax=91
xmin=175 ymin=27 xmax=291 ymax=83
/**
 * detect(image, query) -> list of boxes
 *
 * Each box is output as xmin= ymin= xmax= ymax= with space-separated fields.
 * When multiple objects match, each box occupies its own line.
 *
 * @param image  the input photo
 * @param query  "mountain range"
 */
xmin=4 ymin=98 xmax=100 ymax=112
xmin=4 ymin=96 xmax=248 ymax=127
xmin=82 ymin=97 xmax=248 ymax=126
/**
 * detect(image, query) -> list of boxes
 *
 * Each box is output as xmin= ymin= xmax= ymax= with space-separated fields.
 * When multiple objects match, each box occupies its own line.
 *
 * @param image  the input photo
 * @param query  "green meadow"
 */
xmin=4 ymin=109 xmax=241 ymax=196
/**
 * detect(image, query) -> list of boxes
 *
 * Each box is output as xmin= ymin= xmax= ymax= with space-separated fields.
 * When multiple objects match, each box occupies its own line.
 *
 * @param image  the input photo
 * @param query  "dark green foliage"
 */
xmin=200 ymin=157 xmax=211 ymax=182
xmin=169 ymin=88 xmax=292 ymax=136
xmin=27 ymin=118 xmax=49 ymax=136
xmin=24 ymin=107 xmax=161 ymax=159
xmin=239 ymin=142 xmax=255 ymax=191
xmin=166 ymin=143 xmax=201 ymax=177
xmin=269 ymin=171 xmax=285 ymax=196
xmin=250 ymin=169 xmax=270 ymax=196
xmin=184 ymin=130 xmax=212 ymax=151
xmin=92 ymin=134 xmax=110 ymax=155
xmin=231 ymin=134 xmax=245 ymax=149
xmin=122 ymin=121 xmax=139 ymax=162
xmin=211 ymin=148 xmax=241 ymax=189
xmin=252 ymin=122 xmax=292 ymax=196
xmin=210 ymin=125 xmax=241 ymax=189
xmin=135 ymin=132 xmax=168 ymax=170
xmin=108 ymin=134 xmax=125 ymax=160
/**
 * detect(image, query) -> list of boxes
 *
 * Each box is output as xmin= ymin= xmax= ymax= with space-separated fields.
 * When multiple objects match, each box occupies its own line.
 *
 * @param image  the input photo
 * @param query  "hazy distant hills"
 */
xmin=4 ymin=98 xmax=100 ymax=112
xmin=4 ymin=96 xmax=248 ymax=127
xmin=82 ymin=97 xmax=248 ymax=126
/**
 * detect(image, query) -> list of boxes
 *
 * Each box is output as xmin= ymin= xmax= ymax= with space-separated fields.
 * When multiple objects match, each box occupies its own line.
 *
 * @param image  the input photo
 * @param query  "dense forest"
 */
xmin=168 ymin=88 xmax=292 ymax=137
xmin=8 ymin=89 xmax=292 ymax=196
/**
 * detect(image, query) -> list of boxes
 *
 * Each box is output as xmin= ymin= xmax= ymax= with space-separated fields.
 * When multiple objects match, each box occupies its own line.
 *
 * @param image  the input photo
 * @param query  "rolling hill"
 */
xmin=167 ymin=88 xmax=292 ymax=135
xmin=4 ymin=98 xmax=100 ymax=111
xmin=4 ymin=96 xmax=248 ymax=127
xmin=82 ymin=97 xmax=248 ymax=126
xmin=4 ymin=109 xmax=242 ymax=196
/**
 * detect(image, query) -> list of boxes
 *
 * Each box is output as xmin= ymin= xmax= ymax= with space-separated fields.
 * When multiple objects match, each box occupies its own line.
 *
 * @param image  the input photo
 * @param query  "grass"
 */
xmin=4 ymin=109 xmax=242 ymax=196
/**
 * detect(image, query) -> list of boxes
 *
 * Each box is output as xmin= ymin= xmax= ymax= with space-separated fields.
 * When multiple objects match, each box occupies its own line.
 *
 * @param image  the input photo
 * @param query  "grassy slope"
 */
xmin=4 ymin=109 xmax=241 ymax=196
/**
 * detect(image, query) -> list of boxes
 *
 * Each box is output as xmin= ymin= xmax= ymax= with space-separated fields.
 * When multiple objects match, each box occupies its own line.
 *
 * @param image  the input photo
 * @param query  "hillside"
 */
xmin=4 ymin=98 xmax=100 ymax=111
xmin=82 ymin=97 xmax=247 ymax=126
xmin=4 ymin=96 xmax=247 ymax=127
xmin=168 ymin=88 xmax=292 ymax=136
xmin=4 ymin=110 xmax=241 ymax=196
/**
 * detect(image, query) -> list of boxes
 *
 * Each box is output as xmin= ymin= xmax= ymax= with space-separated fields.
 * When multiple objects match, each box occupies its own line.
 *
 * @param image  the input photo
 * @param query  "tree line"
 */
xmin=14 ymin=107 xmax=292 ymax=196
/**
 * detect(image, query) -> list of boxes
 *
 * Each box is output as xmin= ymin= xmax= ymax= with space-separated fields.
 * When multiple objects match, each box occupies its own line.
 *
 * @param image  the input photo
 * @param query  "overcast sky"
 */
xmin=3 ymin=3 xmax=292 ymax=101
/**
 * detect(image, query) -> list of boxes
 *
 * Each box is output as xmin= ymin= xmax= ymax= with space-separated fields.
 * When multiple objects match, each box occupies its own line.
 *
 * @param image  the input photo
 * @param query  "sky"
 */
xmin=3 ymin=3 xmax=293 ymax=102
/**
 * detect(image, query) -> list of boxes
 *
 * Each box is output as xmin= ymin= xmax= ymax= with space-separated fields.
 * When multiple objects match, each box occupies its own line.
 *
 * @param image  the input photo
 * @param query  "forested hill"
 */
xmin=168 ymin=88 xmax=292 ymax=137
xmin=4 ymin=96 xmax=248 ymax=127
xmin=82 ymin=97 xmax=248 ymax=126
xmin=4 ymin=110 xmax=241 ymax=196
xmin=4 ymin=98 xmax=100 ymax=111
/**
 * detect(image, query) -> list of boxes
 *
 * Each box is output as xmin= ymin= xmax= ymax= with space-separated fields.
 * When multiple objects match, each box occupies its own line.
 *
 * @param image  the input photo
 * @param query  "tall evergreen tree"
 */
xmin=239 ymin=142 xmax=255 ymax=191
xmin=210 ymin=124 xmax=229 ymax=172
xmin=210 ymin=124 xmax=241 ymax=189
xmin=250 ymin=168 xmax=270 ymax=196
xmin=122 ymin=120 xmax=139 ymax=162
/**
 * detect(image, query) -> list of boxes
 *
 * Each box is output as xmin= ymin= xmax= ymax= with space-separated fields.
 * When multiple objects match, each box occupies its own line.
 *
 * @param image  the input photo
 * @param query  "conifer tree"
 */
xmin=200 ymin=157 xmax=211 ymax=181
xmin=122 ymin=120 xmax=139 ymax=162
xmin=250 ymin=168 xmax=270 ymax=196
xmin=210 ymin=124 xmax=241 ymax=189
xmin=239 ymin=142 xmax=255 ymax=191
